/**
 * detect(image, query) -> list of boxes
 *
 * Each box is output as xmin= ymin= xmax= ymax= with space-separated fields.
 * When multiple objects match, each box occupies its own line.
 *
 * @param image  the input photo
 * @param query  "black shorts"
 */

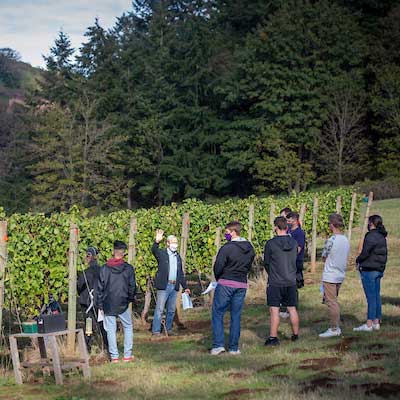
xmin=267 ymin=285 xmax=298 ymax=307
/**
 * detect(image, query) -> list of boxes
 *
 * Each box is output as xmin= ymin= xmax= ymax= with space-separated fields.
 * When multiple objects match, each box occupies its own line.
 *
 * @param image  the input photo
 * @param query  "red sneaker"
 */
xmin=123 ymin=356 xmax=134 ymax=363
xmin=111 ymin=358 xmax=119 ymax=363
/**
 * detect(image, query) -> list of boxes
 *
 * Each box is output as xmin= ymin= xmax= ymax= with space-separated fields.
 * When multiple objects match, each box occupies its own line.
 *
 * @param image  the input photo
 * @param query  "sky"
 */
xmin=0 ymin=0 xmax=133 ymax=68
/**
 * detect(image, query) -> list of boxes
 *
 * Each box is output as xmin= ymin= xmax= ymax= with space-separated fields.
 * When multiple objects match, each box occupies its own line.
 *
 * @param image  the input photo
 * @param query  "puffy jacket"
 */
xmin=356 ymin=228 xmax=388 ymax=273
xmin=214 ymin=238 xmax=255 ymax=283
xmin=151 ymin=243 xmax=188 ymax=291
xmin=77 ymin=261 xmax=100 ymax=308
xmin=264 ymin=235 xmax=297 ymax=287
xmin=97 ymin=259 xmax=136 ymax=316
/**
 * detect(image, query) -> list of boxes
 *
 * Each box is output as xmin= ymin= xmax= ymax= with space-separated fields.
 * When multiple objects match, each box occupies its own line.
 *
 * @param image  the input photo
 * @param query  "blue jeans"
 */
xmin=361 ymin=271 xmax=384 ymax=320
xmin=152 ymin=284 xmax=178 ymax=333
xmin=212 ymin=284 xmax=246 ymax=351
xmin=104 ymin=307 xmax=133 ymax=359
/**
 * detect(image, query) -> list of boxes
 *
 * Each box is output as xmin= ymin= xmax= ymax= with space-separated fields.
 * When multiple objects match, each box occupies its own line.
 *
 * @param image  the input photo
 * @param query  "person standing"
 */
xmin=151 ymin=230 xmax=190 ymax=336
xmin=211 ymin=221 xmax=255 ymax=355
xmin=287 ymin=212 xmax=306 ymax=289
xmin=319 ymin=214 xmax=350 ymax=338
xmin=264 ymin=217 xmax=300 ymax=346
xmin=354 ymin=215 xmax=388 ymax=332
xmin=97 ymin=241 xmax=136 ymax=363
xmin=77 ymin=246 xmax=108 ymax=354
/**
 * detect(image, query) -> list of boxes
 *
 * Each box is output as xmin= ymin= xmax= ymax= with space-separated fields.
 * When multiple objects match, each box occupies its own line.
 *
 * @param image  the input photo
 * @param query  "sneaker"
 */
xmin=210 ymin=347 xmax=226 ymax=356
xmin=229 ymin=350 xmax=241 ymax=355
xmin=353 ymin=323 xmax=373 ymax=332
xmin=319 ymin=327 xmax=342 ymax=338
xmin=110 ymin=358 xmax=119 ymax=363
xmin=265 ymin=337 xmax=280 ymax=346
xmin=372 ymin=323 xmax=381 ymax=331
xmin=291 ymin=334 xmax=299 ymax=342
xmin=279 ymin=312 xmax=290 ymax=319
xmin=123 ymin=356 xmax=134 ymax=363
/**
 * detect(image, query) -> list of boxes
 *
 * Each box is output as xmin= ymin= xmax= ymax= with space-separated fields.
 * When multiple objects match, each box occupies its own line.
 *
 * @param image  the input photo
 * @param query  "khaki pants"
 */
xmin=323 ymin=282 xmax=341 ymax=328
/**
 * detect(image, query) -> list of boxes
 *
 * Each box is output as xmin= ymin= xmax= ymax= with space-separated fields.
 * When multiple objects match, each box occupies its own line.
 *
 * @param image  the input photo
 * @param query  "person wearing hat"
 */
xmin=97 ymin=240 xmax=136 ymax=363
xmin=77 ymin=246 xmax=108 ymax=354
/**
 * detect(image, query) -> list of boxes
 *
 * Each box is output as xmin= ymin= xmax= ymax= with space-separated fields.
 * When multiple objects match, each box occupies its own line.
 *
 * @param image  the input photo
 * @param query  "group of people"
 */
xmin=77 ymin=208 xmax=388 ymax=362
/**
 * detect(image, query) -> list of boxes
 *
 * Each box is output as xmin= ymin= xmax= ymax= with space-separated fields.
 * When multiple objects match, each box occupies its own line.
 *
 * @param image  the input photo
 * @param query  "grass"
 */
xmin=0 ymin=199 xmax=399 ymax=399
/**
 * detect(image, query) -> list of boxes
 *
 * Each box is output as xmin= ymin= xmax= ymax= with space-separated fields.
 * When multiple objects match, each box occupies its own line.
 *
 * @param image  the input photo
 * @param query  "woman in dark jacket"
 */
xmin=354 ymin=215 xmax=388 ymax=332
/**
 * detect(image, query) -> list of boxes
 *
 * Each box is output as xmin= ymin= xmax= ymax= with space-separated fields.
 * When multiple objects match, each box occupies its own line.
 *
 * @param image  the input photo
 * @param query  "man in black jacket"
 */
xmin=264 ymin=217 xmax=300 ymax=346
xmin=97 ymin=241 xmax=136 ymax=363
xmin=77 ymin=247 xmax=108 ymax=353
xmin=211 ymin=221 xmax=255 ymax=356
xmin=151 ymin=229 xmax=190 ymax=336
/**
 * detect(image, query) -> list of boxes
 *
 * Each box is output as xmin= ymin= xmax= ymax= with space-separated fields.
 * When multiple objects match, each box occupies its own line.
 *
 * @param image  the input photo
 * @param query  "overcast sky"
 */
xmin=0 ymin=0 xmax=133 ymax=68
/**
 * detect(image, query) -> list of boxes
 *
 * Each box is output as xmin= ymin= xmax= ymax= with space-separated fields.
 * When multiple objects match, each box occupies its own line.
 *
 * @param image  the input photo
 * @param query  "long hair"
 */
xmin=369 ymin=215 xmax=387 ymax=237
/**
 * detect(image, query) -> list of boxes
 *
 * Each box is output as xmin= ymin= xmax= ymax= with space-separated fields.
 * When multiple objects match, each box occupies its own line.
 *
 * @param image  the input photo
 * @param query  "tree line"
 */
xmin=0 ymin=0 xmax=399 ymax=214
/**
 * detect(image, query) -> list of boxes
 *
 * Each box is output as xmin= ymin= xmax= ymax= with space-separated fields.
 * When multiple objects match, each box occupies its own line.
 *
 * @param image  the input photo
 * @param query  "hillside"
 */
xmin=0 ymin=51 xmax=43 ymax=112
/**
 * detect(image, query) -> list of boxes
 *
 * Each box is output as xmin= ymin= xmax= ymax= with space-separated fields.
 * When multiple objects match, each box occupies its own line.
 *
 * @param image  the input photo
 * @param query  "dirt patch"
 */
xmin=345 ymin=366 xmax=385 ymax=375
xmin=381 ymin=332 xmax=400 ymax=339
xmin=229 ymin=372 xmax=250 ymax=379
xmin=185 ymin=320 xmax=211 ymax=332
xmin=351 ymin=383 xmax=400 ymax=398
xmin=361 ymin=352 xmax=389 ymax=361
xmin=223 ymin=388 xmax=269 ymax=399
xmin=366 ymin=343 xmax=386 ymax=350
xmin=328 ymin=336 xmax=360 ymax=352
xmin=291 ymin=348 xmax=309 ymax=353
xmin=257 ymin=362 xmax=286 ymax=372
xmin=302 ymin=377 xmax=340 ymax=393
xmin=299 ymin=357 xmax=341 ymax=371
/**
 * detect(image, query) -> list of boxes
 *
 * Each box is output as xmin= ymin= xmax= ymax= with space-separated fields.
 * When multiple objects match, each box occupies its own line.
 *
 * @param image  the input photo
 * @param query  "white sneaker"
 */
xmin=353 ymin=323 xmax=373 ymax=332
xmin=210 ymin=347 xmax=226 ymax=356
xmin=372 ymin=323 xmax=380 ymax=331
xmin=279 ymin=312 xmax=290 ymax=319
xmin=319 ymin=327 xmax=342 ymax=338
xmin=229 ymin=350 xmax=241 ymax=355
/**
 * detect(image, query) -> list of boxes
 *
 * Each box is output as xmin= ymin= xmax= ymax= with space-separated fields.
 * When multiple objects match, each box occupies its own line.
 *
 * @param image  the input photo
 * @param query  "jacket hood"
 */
xmin=229 ymin=238 xmax=254 ymax=254
xmin=376 ymin=226 xmax=388 ymax=238
xmin=106 ymin=258 xmax=125 ymax=273
xmin=275 ymin=235 xmax=297 ymax=251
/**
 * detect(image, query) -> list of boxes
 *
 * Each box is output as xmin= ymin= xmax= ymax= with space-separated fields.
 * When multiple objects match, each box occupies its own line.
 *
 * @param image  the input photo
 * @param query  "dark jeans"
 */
xmin=81 ymin=306 xmax=108 ymax=354
xmin=361 ymin=271 xmax=384 ymax=320
xmin=212 ymin=284 xmax=246 ymax=351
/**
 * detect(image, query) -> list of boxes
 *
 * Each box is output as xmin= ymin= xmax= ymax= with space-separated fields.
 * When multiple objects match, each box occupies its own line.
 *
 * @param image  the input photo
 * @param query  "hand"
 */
xmin=184 ymin=288 xmax=191 ymax=295
xmin=155 ymin=229 xmax=164 ymax=243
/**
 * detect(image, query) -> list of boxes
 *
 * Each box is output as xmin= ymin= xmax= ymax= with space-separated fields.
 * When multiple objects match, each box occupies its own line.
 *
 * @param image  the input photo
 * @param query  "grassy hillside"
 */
xmin=0 ymin=199 xmax=399 ymax=399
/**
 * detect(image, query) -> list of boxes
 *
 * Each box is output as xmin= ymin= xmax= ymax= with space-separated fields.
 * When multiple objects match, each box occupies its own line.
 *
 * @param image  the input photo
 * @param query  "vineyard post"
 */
xmin=248 ymin=204 xmax=254 ymax=242
xmin=347 ymin=192 xmax=357 ymax=243
xmin=311 ymin=196 xmax=318 ymax=273
xmin=209 ymin=227 xmax=222 ymax=305
xmin=299 ymin=203 xmax=306 ymax=225
xmin=0 ymin=221 xmax=7 ymax=337
xmin=358 ymin=192 xmax=373 ymax=254
xmin=269 ymin=203 xmax=275 ymax=238
xmin=127 ymin=216 xmax=137 ymax=314
xmin=67 ymin=223 xmax=78 ymax=354
xmin=176 ymin=212 xmax=190 ymax=324
xmin=336 ymin=196 xmax=342 ymax=214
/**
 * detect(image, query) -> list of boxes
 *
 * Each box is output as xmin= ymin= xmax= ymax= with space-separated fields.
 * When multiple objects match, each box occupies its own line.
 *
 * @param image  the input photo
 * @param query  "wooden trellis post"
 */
xmin=299 ymin=203 xmax=306 ymax=226
xmin=175 ymin=213 xmax=190 ymax=324
xmin=269 ymin=203 xmax=275 ymax=237
xmin=358 ymin=192 xmax=373 ymax=254
xmin=67 ymin=223 xmax=78 ymax=354
xmin=248 ymin=204 xmax=254 ymax=242
xmin=208 ymin=227 xmax=222 ymax=305
xmin=336 ymin=196 xmax=342 ymax=214
xmin=311 ymin=196 xmax=318 ymax=273
xmin=0 ymin=221 xmax=7 ymax=337
xmin=347 ymin=192 xmax=357 ymax=243
xmin=128 ymin=216 xmax=137 ymax=314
